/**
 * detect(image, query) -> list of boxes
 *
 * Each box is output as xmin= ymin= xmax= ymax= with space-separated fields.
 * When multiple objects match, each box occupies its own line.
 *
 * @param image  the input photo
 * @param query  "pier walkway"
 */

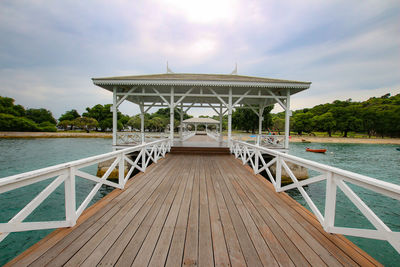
xmin=7 ymin=154 xmax=380 ymax=266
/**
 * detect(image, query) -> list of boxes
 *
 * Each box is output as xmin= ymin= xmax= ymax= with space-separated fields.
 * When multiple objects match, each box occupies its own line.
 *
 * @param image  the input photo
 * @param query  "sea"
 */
xmin=0 ymin=138 xmax=399 ymax=266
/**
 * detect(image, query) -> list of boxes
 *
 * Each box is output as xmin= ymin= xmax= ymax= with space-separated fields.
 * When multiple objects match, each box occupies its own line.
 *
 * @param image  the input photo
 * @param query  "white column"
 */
xmin=284 ymin=89 xmax=291 ymax=149
xmin=112 ymin=86 xmax=117 ymax=146
xmin=180 ymin=102 xmax=183 ymax=139
xmin=219 ymin=104 xmax=223 ymax=141
xmin=139 ymin=103 xmax=145 ymax=144
xmin=205 ymin=124 xmax=208 ymax=131
xmin=228 ymin=87 xmax=232 ymax=145
xmin=170 ymin=87 xmax=174 ymax=141
xmin=258 ymin=105 xmax=263 ymax=135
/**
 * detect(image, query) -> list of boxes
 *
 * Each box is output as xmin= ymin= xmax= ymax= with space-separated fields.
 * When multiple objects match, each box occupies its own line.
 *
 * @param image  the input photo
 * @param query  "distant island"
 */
xmin=0 ymin=93 xmax=399 ymax=139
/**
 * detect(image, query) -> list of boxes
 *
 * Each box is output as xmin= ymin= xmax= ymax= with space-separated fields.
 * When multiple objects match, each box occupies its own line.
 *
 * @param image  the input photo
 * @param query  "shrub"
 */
xmin=0 ymin=113 xmax=39 ymax=131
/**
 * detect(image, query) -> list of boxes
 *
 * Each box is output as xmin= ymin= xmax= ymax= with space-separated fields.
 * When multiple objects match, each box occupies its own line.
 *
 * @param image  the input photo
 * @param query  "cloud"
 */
xmin=0 ymin=0 xmax=399 ymax=118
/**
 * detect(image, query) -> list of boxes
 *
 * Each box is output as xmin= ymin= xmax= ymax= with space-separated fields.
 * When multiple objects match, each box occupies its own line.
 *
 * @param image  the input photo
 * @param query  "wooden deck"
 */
xmin=6 ymin=154 xmax=381 ymax=266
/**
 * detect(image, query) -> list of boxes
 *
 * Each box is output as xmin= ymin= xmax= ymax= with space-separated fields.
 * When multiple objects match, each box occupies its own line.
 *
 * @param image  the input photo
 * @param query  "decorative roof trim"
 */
xmin=92 ymin=79 xmax=311 ymax=89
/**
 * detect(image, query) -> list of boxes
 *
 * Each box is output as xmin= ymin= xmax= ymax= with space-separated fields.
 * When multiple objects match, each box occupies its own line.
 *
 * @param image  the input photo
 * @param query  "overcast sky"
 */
xmin=0 ymin=0 xmax=399 ymax=118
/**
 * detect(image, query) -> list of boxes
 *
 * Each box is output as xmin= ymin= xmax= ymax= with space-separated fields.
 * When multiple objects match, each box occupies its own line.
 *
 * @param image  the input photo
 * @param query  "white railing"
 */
xmin=0 ymin=139 xmax=171 ymax=242
xmin=230 ymin=140 xmax=400 ymax=253
xmin=232 ymin=134 xmax=285 ymax=149
xmin=117 ymin=132 xmax=168 ymax=145
xmin=206 ymin=130 xmax=220 ymax=141
xmin=117 ymin=132 xmax=142 ymax=145
xmin=181 ymin=131 xmax=195 ymax=141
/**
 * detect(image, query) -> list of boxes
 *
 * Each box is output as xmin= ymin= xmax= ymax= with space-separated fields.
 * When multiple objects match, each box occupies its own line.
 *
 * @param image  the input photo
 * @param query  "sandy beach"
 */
xmin=1 ymin=131 xmax=399 ymax=144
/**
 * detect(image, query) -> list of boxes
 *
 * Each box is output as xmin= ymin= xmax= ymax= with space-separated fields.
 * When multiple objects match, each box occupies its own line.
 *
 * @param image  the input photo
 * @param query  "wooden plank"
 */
xmin=182 ymin=155 xmax=200 ymax=266
xmin=204 ymin=156 xmax=231 ymax=267
xmin=217 ymin=156 xmax=295 ymax=267
xmin=165 ymin=155 xmax=196 ymax=267
xmin=235 ymin=162 xmax=352 ymax=266
xmin=16 ymin=157 xmax=169 ymax=267
xmin=228 ymin=157 xmax=327 ymax=266
xmin=255 ymin=168 xmax=381 ymax=267
xmin=226 ymin=158 xmax=311 ymax=267
xmin=85 ymin=155 xmax=185 ymax=266
xmin=214 ymin=156 xmax=279 ymax=267
xmin=211 ymin=157 xmax=263 ymax=267
xmin=198 ymin=155 xmax=214 ymax=267
xmin=131 ymin=156 xmax=190 ymax=267
xmin=209 ymin=157 xmax=247 ymax=267
xmin=147 ymin=155 xmax=191 ymax=266
xmin=115 ymin=155 xmax=186 ymax=266
xmin=57 ymin=155 xmax=178 ymax=266
xmin=8 ymin=154 xmax=381 ymax=267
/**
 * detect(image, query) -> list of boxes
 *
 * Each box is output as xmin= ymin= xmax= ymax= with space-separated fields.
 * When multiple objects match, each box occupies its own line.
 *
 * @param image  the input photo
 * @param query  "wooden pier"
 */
xmin=6 ymin=153 xmax=381 ymax=266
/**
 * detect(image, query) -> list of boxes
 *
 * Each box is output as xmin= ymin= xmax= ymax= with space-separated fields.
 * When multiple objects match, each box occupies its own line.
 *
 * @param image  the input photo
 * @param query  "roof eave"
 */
xmin=92 ymin=79 xmax=311 ymax=89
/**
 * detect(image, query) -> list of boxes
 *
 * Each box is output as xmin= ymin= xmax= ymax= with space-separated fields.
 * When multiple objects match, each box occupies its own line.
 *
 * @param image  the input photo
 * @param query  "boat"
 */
xmin=306 ymin=148 xmax=327 ymax=153
xmin=301 ymin=139 xmax=311 ymax=143
xmin=397 ymin=148 xmax=400 ymax=151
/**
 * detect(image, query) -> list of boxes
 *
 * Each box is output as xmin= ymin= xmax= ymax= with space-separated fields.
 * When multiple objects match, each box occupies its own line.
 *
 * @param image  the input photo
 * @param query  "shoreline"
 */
xmin=0 ymin=131 xmax=112 ymax=139
xmin=289 ymin=136 xmax=400 ymax=145
xmin=0 ymin=132 xmax=399 ymax=145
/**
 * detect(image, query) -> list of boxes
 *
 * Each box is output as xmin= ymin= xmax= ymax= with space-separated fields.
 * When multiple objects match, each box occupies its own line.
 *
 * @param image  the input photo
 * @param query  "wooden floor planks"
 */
xmin=6 ymin=154 xmax=382 ymax=267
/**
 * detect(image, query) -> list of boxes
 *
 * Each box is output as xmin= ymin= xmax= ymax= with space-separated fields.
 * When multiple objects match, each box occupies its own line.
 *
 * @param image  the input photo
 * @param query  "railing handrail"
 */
xmin=0 ymin=138 xmax=172 ymax=243
xmin=0 ymin=139 xmax=168 ymax=187
xmin=233 ymin=140 xmax=400 ymax=196
xmin=231 ymin=139 xmax=400 ymax=253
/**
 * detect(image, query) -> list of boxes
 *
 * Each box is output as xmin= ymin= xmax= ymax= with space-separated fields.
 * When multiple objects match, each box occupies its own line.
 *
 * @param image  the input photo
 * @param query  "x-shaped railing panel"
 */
xmin=230 ymin=140 xmax=400 ymax=253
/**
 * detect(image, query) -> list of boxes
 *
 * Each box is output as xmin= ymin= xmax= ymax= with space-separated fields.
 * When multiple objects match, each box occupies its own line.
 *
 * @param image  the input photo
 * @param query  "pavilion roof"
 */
xmin=182 ymin=117 xmax=220 ymax=124
xmin=92 ymin=72 xmax=311 ymax=108
xmin=93 ymin=73 xmax=310 ymax=85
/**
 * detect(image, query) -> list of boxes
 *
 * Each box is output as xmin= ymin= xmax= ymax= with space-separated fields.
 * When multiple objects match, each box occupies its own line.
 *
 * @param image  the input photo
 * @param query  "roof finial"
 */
xmin=166 ymin=61 xmax=174 ymax=74
xmin=230 ymin=62 xmax=238 ymax=75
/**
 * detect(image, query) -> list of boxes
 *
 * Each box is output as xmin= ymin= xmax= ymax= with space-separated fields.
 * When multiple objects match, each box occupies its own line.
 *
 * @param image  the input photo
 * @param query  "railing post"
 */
xmin=118 ymin=153 xmax=125 ymax=188
xmin=276 ymin=156 xmax=282 ymax=190
xmin=142 ymin=146 xmax=146 ymax=171
xmin=65 ymin=167 xmax=76 ymax=227
xmin=254 ymin=148 xmax=259 ymax=173
xmin=324 ymin=172 xmax=337 ymax=231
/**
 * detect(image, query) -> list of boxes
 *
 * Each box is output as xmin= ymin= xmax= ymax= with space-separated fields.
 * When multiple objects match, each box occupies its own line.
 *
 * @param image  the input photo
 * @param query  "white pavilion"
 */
xmin=92 ymin=73 xmax=311 ymax=149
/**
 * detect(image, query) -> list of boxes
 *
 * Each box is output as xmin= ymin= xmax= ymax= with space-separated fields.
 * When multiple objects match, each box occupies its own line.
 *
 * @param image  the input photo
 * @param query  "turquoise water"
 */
xmin=288 ymin=143 xmax=400 ymax=266
xmin=0 ymin=139 xmax=399 ymax=266
xmin=0 ymin=138 xmax=112 ymax=266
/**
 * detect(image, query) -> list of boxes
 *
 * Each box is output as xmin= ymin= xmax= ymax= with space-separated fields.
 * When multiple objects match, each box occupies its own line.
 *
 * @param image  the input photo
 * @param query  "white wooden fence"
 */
xmin=230 ymin=140 xmax=400 ymax=253
xmin=206 ymin=130 xmax=220 ymax=141
xmin=0 ymin=139 xmax=171 ymax=242
xmin=181 ymin=131 xmax=196 ymax=141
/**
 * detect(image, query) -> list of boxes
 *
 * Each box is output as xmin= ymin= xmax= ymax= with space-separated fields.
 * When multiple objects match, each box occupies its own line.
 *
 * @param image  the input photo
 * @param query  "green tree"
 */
xmin=232 ymin=106 xmax=273 ymax=133
xmin=313 ymin=112 xmax=336 ymax=137
xmin=38 ymin=121 xmax=57 ymax=132
xmin=291 ymin=112 xmax=314 ymax=135
xmin=0 ymin=113 xmax=39 ymax=131
xmin=331 ymin=105 xmax=363 ymax=137
xmin=127 ymin=115 xmax=142 ymax=130
xmin=0 ymin=96 xmax=26 ymax=117
xmin=73 ymin=117 xmax=99 ymax=133
xmin=83 ymin=104 xmax=123 ymax=131
xmin=25 ymin=108 xmax=57 ymax=124
xmin=59 ymin=109 xmax=80 ymax=121
xmin=57 ymin=120 xmax=73 ymax=130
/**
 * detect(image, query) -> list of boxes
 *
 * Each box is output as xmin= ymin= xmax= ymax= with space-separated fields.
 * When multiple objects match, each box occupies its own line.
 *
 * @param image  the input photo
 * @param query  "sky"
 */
xmin=0 ymin=0 xmax=399 ymax=118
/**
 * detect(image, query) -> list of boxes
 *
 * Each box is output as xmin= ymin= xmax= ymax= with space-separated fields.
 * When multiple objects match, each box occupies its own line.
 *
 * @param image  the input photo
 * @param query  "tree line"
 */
xmin=1 ymin=93 xmax=398 ymax=138
xmin=271 ymin=93 xmax=400 ymax=138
